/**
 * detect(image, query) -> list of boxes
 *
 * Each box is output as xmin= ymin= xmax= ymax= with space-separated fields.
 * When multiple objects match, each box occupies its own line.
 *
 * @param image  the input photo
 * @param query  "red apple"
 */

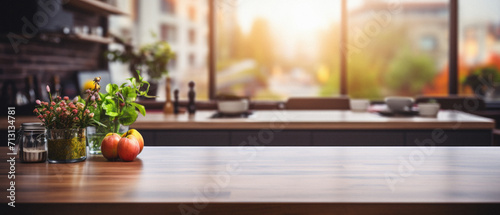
xmin=122 ymin=129 xmax=144 ymax=153
xmin=117 ymin=136 xmax=140 ymax=162
xmin=101 ymin=133 xmax=121 ymax=161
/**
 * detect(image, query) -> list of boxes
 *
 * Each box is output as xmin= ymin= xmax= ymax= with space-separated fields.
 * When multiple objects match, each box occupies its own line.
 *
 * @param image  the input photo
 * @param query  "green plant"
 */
xmin=106 ymin=34 xmax=175 ymax=80
xmin=93 ymin=71 xmax=153 ymax=133
xmin=463 ymin=66 xmax=500 ymax=96
xmin=139 ymin=40 xmax=175 ymax=80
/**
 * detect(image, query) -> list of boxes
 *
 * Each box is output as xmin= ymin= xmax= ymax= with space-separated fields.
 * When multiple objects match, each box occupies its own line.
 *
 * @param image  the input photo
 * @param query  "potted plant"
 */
xmin=34 ymin=78 xmax=103 ymax=163
xmin=106 ymin=34 xmax=175 ymax=98
xmin=463 ymin=66 xmax=500 ymax=100
xmin=87 ymin=71 xmax=153 ymax=154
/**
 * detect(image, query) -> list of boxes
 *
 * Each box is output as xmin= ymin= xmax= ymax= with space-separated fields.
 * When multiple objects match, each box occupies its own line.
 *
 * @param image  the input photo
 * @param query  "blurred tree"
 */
xmin=231 ymin=23 xmax=247 ymax=59
xmin=318 ymin=24 xmax=341 ymax=96
xmin=348 ymin=55 xmax=382 ymax=99
xmin=385 ymin=47 xmax=436 ymax=96
xmin=247 ymin=18 xmax=275 ymax=68
xmin=343 ymin=24 xmax=438 ymax=99
xmin=318 ymin=23 xmax=411 ymax=99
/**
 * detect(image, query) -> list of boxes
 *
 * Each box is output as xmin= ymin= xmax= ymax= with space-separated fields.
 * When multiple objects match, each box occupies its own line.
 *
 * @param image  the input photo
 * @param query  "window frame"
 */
xmin=207 ymin=0 xmax=459 ymax=100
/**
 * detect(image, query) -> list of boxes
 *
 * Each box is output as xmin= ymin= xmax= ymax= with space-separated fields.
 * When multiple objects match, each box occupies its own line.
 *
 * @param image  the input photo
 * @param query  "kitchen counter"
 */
xmin=131 ymin=110 xmax=494 ymax=130
xmin=1 ymin=110 xmax=494 ymax=130
xmin=1 ymin=110 xmax=495 ymax=146
xmin=135 ymin=110 xmax=494 ymax=146
xmin=3 ymin=146 xmax=500 ymax=214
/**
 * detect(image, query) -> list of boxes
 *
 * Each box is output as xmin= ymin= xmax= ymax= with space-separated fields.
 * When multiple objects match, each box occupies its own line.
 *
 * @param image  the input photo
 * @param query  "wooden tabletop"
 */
xmin=2 ymin=110 xmax=494 ymax=130
xmin=3 ymin=146 xmax=500 ymax=214
xmin=3 ymin=146 xmax=500 ymax=203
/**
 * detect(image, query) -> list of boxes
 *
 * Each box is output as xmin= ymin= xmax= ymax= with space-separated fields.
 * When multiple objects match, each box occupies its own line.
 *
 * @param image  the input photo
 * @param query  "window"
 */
xmin=189 ymin=29 xmax=196 ymax=45
xmin=132 ymin=0 xmax=139 ymax=22
xmin=216 ymin=0 xmax=341 ymax=100
xmin=214 ymin=0 xmax=454 ymax=100
xmin=161 ymin=0 xmax=176 ymax=14
xmin=112 ymin=0 xmax=208 ymax=100
xmin=347 ymin=0 xmax=449 ymax=99
xmin=117 ymin=1 xmax=486 ymax=102
xmin=188 ymin=5 xmax=197 ymax=21
xmin=459 ymin=0 xmax=500 ymax=101
xmin=189 ymin=54 xmax=196 ymax=66
xmin=168 ymin=57 xmax=177 ymax=70
xmin=160 ymin=24 xmax=177 ymax=43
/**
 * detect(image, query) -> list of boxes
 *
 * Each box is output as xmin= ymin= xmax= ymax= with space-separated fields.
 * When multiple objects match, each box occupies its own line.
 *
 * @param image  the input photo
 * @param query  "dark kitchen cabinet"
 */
xmin=312 ymin=130 xmax=405 ymax=146
xmin=140 ymin=129 xmax=492 ymax=146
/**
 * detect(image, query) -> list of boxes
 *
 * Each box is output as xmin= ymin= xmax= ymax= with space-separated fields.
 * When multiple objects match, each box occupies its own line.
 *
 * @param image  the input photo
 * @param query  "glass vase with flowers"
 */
xmin=86 ymin=71 xmax=152 ymax=154
xmin=34 ymin=78 xmax=104 ymax=163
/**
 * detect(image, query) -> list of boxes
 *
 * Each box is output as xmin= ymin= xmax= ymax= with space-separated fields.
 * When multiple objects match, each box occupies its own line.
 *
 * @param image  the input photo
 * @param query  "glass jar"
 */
xmin=46 ymin=128 xmax=87 ymax=163
xmin=18 ymin=123 xmax=47 ymax=163
xmin=86 ymin=126 xmax=106 ymax=155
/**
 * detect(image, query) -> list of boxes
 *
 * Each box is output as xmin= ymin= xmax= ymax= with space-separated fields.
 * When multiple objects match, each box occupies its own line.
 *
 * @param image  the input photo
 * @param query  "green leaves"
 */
xmin=126 ymin=77 xmax=137 ymax=89
xmin=97 ymin=70 xmax=152 ymax=127
xmin=130 ymin=103 xmax=146 ymax=116
xmin=118 ymin=105 xmax=138 ymax=126
xmin=102 ymin=99 xmax=118 ymax=117
xmin=122 ymin=87 xmax=137 ymax=103
xmin=106 ymin=84 xmax=119 ymax=94
xmin=137 ymin=70 xmax=144 ymax=82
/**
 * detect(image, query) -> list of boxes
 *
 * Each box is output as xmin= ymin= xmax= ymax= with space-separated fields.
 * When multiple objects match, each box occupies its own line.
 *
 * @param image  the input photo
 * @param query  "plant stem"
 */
xmin=113 ymin=95 xmax=122 ymax=134
xmin=113 ymin=117 xmax=119 ymax=133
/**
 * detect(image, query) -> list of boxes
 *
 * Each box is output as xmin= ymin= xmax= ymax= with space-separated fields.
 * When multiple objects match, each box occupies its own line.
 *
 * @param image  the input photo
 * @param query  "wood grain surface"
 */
xmin=2 ymin=110 xmax=494 ymax=130
xmin=2 ymin=146 xmax=500 ymax=214
xmin=2 ymin=146 xmax=500 ymax=203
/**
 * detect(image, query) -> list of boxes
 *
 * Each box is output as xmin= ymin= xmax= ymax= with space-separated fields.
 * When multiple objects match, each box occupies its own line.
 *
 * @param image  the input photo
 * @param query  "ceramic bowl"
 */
xmin=418 ymin=103 xmax=440 ymax=117
xmin=217 ymin=99 xmax=249 ymax=114
xmin=385 ymin=97 xmax=414 ymax=112
xmin=350 ymin=99 xmax=370 ymax=112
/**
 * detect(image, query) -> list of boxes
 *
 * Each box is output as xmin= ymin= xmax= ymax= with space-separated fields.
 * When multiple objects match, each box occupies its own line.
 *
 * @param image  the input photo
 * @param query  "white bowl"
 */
xmin=350 ymin=99 xmax=370 ymax=112
xmin=418 ymin=103 xmax=440 ymax=117
xmin=217 ymin=99 xmax=249 ymax=114
xmin=385 ymin=97 xmax=414 ymax=112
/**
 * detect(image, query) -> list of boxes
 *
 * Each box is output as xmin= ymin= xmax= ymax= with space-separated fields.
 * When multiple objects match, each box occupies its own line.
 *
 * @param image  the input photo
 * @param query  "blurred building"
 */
xmin=349 ymin=1 xmax=449 ymax=69
xmin=425 ymin=0 xmax=500 ymax=95
xmin=107 ymin=0 xmax=209 ymax=100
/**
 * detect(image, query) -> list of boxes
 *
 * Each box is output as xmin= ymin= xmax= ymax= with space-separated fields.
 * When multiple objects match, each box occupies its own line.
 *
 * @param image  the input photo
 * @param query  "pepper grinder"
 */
xmin=187 ymin=81 xmax=196 ymax=115
xmin=163 ymin=77 xmax=174 ymax=114
xmin=52 ymin=75 xmax=62 ymax=97
xmin=173 ymin=89 xmax=180 ymax=114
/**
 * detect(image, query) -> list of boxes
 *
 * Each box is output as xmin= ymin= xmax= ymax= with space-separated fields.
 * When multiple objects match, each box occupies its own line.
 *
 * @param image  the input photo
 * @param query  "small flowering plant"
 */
xmin=34 ymin=77 xmax=104 ymax=129
xmin=93 ymin=71 xmax=152 ymax=133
